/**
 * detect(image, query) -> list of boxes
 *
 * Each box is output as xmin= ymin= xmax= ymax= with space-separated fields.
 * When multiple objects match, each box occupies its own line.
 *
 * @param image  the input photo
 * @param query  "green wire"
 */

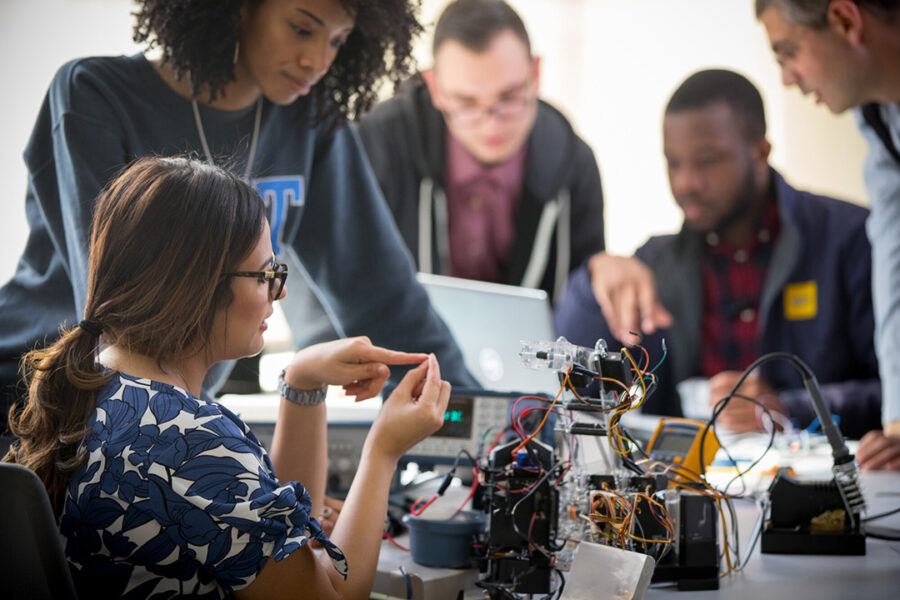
xmin=481 ymin=426 xmax=494 ymax=445
xmin=649 ymin=339 xmax=668 ymax=373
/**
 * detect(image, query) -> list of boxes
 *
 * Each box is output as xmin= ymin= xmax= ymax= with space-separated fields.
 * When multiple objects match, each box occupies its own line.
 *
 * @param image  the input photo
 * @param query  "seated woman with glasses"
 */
xmin=3 ymin=156 xmax=451 ymax=600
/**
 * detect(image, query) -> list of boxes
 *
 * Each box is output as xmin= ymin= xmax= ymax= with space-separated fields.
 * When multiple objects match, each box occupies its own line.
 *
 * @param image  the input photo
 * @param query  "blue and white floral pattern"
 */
xmin=60 ymin=372 xmax=347 ymax=599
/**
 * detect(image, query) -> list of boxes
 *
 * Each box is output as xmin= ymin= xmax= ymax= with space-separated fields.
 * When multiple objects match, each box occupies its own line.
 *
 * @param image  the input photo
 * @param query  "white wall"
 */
xmin=571 ymin=0 xmax=868 ymax=253
xmin=420 ymin=0 xmax=867 ymax=254
xmin=0 ymin=0 xmax=869 ymax=283
xmin=0 ymin=0 xmax=142 ymax=281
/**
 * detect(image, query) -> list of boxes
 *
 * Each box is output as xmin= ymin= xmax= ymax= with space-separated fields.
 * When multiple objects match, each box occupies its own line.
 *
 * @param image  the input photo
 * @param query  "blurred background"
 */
xmin=0 ymin=0 xmax=868 ymax=283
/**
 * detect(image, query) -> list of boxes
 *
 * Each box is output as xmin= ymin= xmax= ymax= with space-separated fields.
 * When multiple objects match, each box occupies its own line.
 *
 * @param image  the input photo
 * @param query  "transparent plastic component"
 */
xmin=519 ymin=336 xmax=580 ymax=371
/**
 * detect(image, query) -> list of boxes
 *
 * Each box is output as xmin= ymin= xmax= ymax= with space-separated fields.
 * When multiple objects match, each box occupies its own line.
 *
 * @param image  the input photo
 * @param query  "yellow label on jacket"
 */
xmin=784 ymin=281 xmax=818 ymax=320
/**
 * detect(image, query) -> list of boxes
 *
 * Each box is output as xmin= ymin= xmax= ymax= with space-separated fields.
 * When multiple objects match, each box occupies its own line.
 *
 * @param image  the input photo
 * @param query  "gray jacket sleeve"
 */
xmin=856 ymin=104 xmax=900 ymax=426
xmin=291 ymin=124 xmax=476 ymax=387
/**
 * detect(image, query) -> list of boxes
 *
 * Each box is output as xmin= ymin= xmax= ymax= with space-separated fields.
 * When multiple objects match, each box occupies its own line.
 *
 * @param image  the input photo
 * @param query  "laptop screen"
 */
xmin=417 ymin=273 xmax=561 ymax=396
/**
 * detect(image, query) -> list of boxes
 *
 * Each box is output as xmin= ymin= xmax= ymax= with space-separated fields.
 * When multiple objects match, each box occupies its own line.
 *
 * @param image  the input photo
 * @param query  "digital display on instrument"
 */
xmin=646 ymin=418 xmax=721 ymax=479
xmin=434 ymin=395 xmax=474 ymax=439
xmin=652 ymin=430 xmax=698 ymax=455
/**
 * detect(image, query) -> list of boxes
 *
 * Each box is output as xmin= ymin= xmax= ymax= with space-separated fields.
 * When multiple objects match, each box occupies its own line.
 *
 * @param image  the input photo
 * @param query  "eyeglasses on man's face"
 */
xmin=223 ymin=258 xmax=288 ymax=301
xmin=440 ymin=79 xmax=536 ymax=128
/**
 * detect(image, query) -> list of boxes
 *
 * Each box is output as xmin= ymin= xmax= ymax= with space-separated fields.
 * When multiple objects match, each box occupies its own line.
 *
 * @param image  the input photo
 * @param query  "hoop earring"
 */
xmin=233 ymin=40 xmax=240 ymax=65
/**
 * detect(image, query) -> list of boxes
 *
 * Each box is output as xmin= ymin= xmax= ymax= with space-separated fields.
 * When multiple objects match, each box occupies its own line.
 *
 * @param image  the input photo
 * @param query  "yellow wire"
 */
xmin=622 ymin=347 xmax=647 ymax=405
xmin=627 ymin=534 xmax=674 ymax=544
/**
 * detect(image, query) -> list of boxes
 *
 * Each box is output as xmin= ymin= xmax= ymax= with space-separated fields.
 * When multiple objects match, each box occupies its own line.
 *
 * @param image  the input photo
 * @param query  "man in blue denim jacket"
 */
xmin=555 ymin=69 xmax=881 ymax=440
xmin=756 ymin=0 xmax=900 ymax=469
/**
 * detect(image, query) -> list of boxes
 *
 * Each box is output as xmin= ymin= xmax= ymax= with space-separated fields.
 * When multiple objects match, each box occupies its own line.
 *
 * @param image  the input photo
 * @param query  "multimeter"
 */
xmin=646 ymin=417 xmax=720 ymax=478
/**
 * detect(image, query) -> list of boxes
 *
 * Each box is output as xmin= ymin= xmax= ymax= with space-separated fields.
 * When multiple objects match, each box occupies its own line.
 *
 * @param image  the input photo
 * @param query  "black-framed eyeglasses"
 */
xmin=440 ymin=79 xmax=537 ymax=128
xmin=223 ymin=259 xmax=288 ymax=301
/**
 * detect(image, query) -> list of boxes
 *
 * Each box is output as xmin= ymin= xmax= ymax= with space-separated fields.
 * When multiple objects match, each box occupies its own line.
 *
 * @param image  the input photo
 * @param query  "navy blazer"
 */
xmin=555 ymin=170 xmax=881 ymax=439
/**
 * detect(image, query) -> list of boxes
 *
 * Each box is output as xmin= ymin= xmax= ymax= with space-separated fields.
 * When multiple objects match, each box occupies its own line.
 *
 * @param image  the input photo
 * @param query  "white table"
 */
xmin=373 ymin=471 xmax=900 ymax=599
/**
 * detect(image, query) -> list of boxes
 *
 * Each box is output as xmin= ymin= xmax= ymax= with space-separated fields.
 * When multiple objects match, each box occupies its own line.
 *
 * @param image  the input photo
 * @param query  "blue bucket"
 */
xmin=403 ymin=510 xmax=486 ymax=568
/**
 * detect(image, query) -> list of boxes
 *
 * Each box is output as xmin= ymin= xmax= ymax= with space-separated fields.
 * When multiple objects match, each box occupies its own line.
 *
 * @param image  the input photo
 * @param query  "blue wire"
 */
xmin=398 ymin=564 xmax=412 ymax=599
xmin=805 ymin=414 xmax=841 ymax=433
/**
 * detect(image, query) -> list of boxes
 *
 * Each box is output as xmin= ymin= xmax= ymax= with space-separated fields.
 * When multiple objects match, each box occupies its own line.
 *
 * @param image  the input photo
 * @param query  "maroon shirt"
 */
xmin=444 ymin=132 xmax=527 ymax=282
xmin=700 ymin=197 xmax=781 ymax=376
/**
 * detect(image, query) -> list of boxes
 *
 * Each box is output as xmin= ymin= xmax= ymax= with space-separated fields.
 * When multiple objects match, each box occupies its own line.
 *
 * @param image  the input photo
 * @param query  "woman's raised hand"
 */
xmin=365 ymin=354 xmax=451 ymax=464
xmin=284 ymin=337 xmax=428 ymax=401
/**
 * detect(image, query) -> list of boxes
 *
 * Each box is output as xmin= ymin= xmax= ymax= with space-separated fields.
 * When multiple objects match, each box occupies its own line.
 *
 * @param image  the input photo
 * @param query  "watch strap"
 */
xmin=277 ymin=370 xmax=327 ymax=406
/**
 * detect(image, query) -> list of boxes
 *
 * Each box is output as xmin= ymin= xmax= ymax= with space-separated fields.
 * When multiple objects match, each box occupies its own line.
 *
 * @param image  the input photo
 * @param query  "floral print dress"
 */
xmin=60 ymin=372 xmax=347 ymax=599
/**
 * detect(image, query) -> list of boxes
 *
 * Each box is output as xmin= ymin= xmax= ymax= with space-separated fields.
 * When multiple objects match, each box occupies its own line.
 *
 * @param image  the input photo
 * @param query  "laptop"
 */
xmin=417 ymin=273 xmax=560 ymax=396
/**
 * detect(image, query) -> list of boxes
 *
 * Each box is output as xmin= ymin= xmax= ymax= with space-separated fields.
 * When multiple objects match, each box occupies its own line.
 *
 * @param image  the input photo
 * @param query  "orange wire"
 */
xmin=637 ymin=344 xmax=650 ymax=373
xmin=512 ymin=365 xmax=570 ymax=454
xmin=563 ymin=369 xmax=590 ymax=403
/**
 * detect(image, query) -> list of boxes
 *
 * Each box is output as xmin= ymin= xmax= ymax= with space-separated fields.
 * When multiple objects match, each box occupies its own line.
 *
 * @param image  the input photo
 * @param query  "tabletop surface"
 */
xmin=374 ymin=469 xmax=900 ymax=600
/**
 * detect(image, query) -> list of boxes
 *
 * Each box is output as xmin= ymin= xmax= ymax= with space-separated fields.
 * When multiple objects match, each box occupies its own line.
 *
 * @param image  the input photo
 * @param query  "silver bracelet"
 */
xmin=277 ymin=370 xmax=327 ymax=406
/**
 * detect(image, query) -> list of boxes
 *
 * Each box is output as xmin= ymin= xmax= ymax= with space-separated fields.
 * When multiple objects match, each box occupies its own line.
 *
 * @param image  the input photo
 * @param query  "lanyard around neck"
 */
xmin=191 ymin=96 xmax=263 ymax=181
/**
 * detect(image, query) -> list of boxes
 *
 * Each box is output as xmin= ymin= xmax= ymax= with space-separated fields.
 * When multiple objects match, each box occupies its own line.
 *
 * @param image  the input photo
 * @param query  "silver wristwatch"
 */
xmin=277 ymin=370 xmax=327 ymax=406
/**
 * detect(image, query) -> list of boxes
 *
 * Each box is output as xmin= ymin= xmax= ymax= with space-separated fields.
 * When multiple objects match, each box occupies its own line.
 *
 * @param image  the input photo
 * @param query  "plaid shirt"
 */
xmin=700 ymin=197 xmax=781 ymax=376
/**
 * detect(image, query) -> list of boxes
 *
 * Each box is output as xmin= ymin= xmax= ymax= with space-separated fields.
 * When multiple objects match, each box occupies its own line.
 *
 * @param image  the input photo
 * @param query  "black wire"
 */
xmin=553 ymin=569 xmax=566 ymax=600
xmin=570 ymin=363 xmax=599 ymax=379
xmin=507 ymin=563 xmax=538 ymax=597
xmin=698 ymin=353 xmax=800 ymax=481
xmin=618 ymin=423 xmax=651 ymax=460
xmin=475 ymin=579 xmax=519 ymax=600
xmin=863 ymin=505 xmax=900 ymax=522
xmin=631 ymin=507 xmax=648 ymax=553
xmin=511 ymin=459 xmax=566 ymax=555
xmin=399 ymin=471 xmax=443 ymax=491
xmin=863 ymin=524 xmax=900 ymax=541
xmin=712 ymin=393 xmax=777 ymax=496
xmin=453 ymin=448 xmax=478 ymax=470
xmin=622 ymin=457 xmax=645 ymax=476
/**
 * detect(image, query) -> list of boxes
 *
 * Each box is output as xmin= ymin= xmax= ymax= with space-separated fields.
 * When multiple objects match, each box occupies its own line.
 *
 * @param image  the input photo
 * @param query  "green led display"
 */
xmin=444 ymin=410 xmax=464 ymax=423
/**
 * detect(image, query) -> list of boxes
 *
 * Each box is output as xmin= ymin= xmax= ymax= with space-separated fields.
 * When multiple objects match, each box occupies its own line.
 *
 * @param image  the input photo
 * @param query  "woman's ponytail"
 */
xmin=5 ymin=322 xmax=111 ymax=513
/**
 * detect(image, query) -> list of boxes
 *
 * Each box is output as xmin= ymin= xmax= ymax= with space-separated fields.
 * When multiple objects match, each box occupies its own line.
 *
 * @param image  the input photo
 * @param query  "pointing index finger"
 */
xmin=361 ymin=346 xmax=429 ymax=366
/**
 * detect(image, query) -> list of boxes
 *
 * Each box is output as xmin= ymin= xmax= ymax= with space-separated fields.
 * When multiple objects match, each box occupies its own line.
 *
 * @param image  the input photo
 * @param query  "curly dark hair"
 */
xmin=133 ymin=0 xmax=423 ymax=123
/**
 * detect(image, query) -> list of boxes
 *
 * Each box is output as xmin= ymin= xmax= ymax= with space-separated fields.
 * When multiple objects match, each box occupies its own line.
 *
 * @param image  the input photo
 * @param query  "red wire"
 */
xmin=516 ymin=406 xmax=559 ymax=441
xmin=512 ymin=395 xmax=552 ymax=439
xmin=487 ymin=427 xmax=507 ymax=455
xmin=513 ymin=366 xmax=569 ymax=455
xmin=554 ymin=465 xmax=570 ymax=488
xmin=410 ymin=494 xmax=439 ymax=516
xmin=527 ymin=512 xmax=537 ymax=545
xmin=451 ymin=467 xmax=479 ymax=518
xmin=507 ymin=476 xmax=542 ymax=494
xmin=383 ymin=530 xmax=409 ymax=552
xmin=512 ymin=396 xmax=527 ymax=438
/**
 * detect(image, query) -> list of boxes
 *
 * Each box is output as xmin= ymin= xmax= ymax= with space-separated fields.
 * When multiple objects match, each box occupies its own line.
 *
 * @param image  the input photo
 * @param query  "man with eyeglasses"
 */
xmin=357 ymin=0 xmax=604 ymax=301
xmin=753 ymin=0 xmax=900 ymax=469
